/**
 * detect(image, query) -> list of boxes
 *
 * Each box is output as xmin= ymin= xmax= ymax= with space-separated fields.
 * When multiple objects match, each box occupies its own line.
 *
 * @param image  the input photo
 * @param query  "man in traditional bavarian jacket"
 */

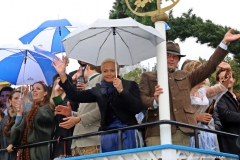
xmin=139 ymin=29 xmax=240 ymax=146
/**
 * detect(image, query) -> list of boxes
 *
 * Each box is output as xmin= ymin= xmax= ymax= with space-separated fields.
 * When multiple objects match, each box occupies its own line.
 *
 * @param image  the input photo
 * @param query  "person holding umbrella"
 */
xmin=53 ymin=58 xmax=143 ymax=152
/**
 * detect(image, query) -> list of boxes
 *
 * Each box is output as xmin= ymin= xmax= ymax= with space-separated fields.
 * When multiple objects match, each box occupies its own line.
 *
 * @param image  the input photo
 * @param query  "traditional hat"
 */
xmin=167 ymin=42 xmax=186 ymax=57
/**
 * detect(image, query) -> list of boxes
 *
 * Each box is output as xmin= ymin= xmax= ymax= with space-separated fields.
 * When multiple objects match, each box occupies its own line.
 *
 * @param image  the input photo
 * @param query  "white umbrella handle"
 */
xmin=112 ymin=27 xmax=117 ymax=78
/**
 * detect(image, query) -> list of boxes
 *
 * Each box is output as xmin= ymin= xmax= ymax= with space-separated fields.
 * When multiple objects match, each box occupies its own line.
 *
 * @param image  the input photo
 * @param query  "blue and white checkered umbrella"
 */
xmin=0 ymin=44 xmax=57 ymax=85
xmin=19 ymin=19 xmax=86 ymax=53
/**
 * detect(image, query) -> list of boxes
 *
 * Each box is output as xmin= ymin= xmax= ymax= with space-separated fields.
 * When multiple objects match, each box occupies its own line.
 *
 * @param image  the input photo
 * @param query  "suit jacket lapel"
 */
xmin=225 ymin=91 xmax=239 ymax=112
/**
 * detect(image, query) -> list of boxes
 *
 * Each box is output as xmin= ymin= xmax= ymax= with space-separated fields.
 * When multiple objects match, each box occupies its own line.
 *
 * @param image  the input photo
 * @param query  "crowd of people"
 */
xmin=0 ymin=29 xmax=240 ymax=160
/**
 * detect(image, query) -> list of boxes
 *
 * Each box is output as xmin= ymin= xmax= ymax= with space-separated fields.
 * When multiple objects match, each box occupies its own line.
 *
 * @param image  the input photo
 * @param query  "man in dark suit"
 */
xmin=139 ymin=29 xmax=240 ymax=146
xmin=214 ymin=71 xmax=240 ymax=155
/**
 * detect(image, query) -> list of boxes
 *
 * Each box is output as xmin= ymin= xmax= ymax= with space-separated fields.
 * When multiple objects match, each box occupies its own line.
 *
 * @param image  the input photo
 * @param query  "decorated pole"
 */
xmin=125 ymin=0 xmax=180 ymax=159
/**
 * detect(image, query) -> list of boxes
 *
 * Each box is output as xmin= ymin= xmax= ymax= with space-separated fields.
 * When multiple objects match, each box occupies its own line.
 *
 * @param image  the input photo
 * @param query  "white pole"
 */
xmin=113 ymin=27 xmax=117 ymax=78
xmin=155 ymin=21 xmax=176 ymax=160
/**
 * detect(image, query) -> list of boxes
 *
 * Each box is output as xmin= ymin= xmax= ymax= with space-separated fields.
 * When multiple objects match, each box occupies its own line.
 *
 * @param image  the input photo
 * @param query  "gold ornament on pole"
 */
xmin=125 ymin=0 xmax=180 ymax=22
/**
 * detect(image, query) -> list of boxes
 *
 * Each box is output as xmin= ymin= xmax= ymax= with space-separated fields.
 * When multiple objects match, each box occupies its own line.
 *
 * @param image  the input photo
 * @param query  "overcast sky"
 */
xmin=0 ymin=0 xmax=239 ymax=72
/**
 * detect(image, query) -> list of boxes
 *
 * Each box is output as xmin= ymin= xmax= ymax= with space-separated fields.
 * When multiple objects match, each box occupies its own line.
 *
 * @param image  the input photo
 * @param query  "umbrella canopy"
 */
xmin=19 ymin=19 xmax=87 ymax=53
xmin=62 ymin=17 xmax=164 ymax=66
xmin=0 ymin=44 xmax=57 ymax=85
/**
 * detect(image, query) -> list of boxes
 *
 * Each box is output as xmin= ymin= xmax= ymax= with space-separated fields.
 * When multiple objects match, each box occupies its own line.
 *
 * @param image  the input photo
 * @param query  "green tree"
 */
xmin=122 ymin=68 xmax=142 ymax=83
xmin=167 ymin=9 xmax=240 ymax=65
xmin=109 ymin=3 xmax=240 ymax=65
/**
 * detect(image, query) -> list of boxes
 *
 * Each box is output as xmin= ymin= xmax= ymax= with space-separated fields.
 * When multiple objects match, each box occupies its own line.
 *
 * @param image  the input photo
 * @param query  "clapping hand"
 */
xmin=59 ymin=117 xmax=80 ymax=129
xmin=55 ymin=101 xmax=81 ymax=129
xmin=23 ymin=85 xmax=29 ymax=96
xmin=55 ymin=101 xmax=72 ymax=117
xmin=16 ymin=99 xmax=23 ymax=116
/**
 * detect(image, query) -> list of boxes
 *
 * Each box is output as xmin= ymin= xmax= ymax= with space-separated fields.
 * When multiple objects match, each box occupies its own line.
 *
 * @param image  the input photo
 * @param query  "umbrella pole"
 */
xmin=112 ymin=27 xmax=117 ymax=78
xmin=59 ymin=26 xmax=63 ymax=57
xmin=20 ymin=51 xmax=27 ymax=99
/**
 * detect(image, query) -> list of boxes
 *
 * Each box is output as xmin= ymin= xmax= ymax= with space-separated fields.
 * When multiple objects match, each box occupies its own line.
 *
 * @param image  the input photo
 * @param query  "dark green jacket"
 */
xmin=11 ymin=104 xmax=54 ymax=160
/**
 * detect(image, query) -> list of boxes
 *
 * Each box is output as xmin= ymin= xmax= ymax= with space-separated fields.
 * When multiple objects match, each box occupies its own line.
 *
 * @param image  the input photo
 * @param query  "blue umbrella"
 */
xmin=0 ymin=44 xmax=57 ymax=85
xmin=19 ymin=19 xmax=86 ymax=53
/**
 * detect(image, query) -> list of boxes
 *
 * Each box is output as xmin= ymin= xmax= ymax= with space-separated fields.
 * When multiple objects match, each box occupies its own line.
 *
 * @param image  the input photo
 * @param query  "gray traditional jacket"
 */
xmin=71 ymin=74 xmax=102 ymax=148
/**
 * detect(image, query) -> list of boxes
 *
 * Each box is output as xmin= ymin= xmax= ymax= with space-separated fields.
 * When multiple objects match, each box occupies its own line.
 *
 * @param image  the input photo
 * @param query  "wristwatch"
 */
xmin=222 ymin=40 xmax=230 ymax=46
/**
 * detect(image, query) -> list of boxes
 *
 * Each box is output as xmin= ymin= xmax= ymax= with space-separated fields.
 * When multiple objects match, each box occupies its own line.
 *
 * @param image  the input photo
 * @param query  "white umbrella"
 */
xmin=62 ymin=17 xmax=165 ymax=66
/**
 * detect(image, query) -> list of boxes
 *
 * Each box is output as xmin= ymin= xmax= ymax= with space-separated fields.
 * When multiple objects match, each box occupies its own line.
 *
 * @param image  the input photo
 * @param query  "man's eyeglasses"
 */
xmin=167 ymin=53 xmax=179 ymax=60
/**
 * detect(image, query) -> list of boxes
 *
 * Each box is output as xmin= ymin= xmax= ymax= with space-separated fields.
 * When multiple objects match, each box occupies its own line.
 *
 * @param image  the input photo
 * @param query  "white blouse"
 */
xmin=190 ymin=83 xmax=227 ymax=115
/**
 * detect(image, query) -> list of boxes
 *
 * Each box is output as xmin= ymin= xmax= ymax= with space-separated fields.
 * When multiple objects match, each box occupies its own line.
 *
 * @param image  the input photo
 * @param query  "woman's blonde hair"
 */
xmin=101 ymin=58 xmax=120 ymax=71
xmin=49 ymin=76 xmax=66 ymax=106
xmin=183 ymin=60 xmax=202 ymax=73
